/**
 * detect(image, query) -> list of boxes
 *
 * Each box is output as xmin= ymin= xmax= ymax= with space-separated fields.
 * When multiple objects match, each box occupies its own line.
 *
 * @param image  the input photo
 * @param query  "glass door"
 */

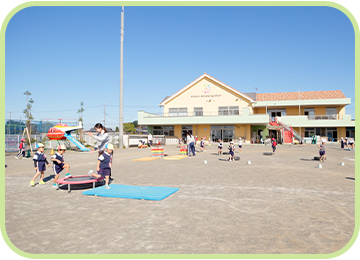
xmin=222 ymin=129 xmax=234 ymax=142
xmin=211 ymin=129 xmax=222 ymax=142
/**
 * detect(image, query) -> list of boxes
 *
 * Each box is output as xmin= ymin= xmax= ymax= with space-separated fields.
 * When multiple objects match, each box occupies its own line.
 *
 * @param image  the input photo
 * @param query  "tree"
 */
xmin=132 ymin=120 xmax=138 ymax=127
xmin=123 ymin=123 xmax=136 ymax=134
xmin=115 ymin=126 xmax=119 ymax=132
xmin=77 ymin=102 xmax=85 ymax=141
xmin=23 ymin=91 xmax=34 ymax=137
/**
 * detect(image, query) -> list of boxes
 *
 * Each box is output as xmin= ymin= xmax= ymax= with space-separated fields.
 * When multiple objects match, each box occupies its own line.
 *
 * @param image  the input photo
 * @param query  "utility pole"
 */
xmin=298 ymin=86 xmax=301 ymax=140
xmin=103 ymin=104 xmax=106 ymax=127
xmin=119 ymin=6 xmax=124 ymax=149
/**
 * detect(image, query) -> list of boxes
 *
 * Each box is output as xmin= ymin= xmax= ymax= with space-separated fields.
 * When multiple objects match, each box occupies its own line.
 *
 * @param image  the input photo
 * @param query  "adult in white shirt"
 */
xmin=187 ymin=131 xmax=195 ymax=156
xmin=148 ymin=133 xmax=153 ymax=147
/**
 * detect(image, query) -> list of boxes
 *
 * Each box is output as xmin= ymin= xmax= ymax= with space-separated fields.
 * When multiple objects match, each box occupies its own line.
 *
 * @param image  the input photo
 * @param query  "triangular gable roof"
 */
xmin=159 ymin=73 xmax=254 ymax=106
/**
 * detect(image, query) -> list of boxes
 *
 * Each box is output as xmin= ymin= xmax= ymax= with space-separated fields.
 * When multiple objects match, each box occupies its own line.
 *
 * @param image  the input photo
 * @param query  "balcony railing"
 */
xmin=143 ymin=111 xmax=243 ymax=118
xmin=307 ymin=114 xmax=339 ymax=120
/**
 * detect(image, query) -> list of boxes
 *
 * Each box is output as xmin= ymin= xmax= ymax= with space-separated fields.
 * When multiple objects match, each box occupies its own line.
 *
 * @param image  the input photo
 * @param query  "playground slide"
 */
xmin=64 ymin=133 xmax=90 ymax=152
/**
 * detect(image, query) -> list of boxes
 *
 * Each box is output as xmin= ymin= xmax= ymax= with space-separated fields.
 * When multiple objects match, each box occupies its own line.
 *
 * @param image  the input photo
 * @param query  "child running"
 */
xmin=340 ymin=137 xmax=344 ymax=149
xmin=200 ymin=137 xmax=206 ymax=152
xmin=30 ymin=143 xmax=51 ymax=187
xmin=218 ymin=139 xmax=223 ymax=155
xmin=228 ymin=141 xmax=235 ymax=161
xmin=318 ymin=140 xmax=326 ymax=162
xmin=238 ymin=137 xmax=243 ymax=153
xmin=89 ymin=143 xmax=114 ymax=189
xmin=15 ymin=138 xmax=26 ymax=159
xmin=51 ymin=145 xmax=71 ymax=189
xmin=272 ymin=138 xmax=277 ymax=154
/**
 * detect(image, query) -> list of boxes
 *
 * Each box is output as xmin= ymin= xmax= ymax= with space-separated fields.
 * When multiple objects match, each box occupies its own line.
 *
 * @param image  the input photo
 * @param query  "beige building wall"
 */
xmin=174 ymin=125 xmax=182 ymax=139
xmin=286 ymin=106 xmax=302 ymax=116
xmin=245 ymin=124 xmax=251 ymax=142
xmin=164 ymin=77 xmax=253 ymax=115
xmin=256 ymin=107 xmax=267 ymax=114
xmin=338 ymin=106 xmax=345 ymax=119
xmin=194 ymin=124 xmax=211 ymax=139
xmin=339 ymin=127 xmax=346 ymax=138
xmin=235 ymin=125 xmax=247 ymax=139
xmin=315 ymin=107 xmax=327 ymax=116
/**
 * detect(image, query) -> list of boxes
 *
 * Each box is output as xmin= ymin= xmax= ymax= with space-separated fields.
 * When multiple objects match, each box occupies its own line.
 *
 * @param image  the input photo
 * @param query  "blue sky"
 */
xmin=5 ymin=6 xmax=355 ymax=130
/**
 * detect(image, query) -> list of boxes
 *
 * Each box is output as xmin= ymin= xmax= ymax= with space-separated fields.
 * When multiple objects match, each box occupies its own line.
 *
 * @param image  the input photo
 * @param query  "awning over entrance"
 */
xmin=267 ymin=122 xmax=284 ymax=130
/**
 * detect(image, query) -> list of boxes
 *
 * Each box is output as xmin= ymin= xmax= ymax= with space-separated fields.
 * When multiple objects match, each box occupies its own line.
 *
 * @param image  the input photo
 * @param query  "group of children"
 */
xmin=29 ymin=142 xmax=114 ymax=190
xmin=340 ymin=137 xmax=355 ymax=150
xmin=215 ymin=137 xmax=245 ymax=162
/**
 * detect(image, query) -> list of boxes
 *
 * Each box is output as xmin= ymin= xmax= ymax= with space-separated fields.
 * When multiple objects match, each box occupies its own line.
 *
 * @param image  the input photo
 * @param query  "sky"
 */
xmin=5 ymin=5 xmax=355 ymax=130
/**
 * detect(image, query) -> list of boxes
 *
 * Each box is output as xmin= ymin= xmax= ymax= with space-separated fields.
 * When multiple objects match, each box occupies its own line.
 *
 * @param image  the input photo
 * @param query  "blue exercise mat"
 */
xmin=82 ymin=184 xmax=179 ymax=201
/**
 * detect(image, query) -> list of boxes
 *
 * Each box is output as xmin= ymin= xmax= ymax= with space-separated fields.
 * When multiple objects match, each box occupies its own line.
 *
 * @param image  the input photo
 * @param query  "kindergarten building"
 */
xmin=138 ymin=73 xmax=355 ymax=144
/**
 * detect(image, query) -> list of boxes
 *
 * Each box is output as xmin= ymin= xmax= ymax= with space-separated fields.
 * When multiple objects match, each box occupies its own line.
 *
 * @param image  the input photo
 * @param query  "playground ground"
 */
xmin=4 ymin=143 xmax=356 ymax=255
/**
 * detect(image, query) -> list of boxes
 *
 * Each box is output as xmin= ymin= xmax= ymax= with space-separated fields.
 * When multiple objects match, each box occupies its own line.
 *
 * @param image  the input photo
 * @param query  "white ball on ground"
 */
xmin=204 ymin=160 xmax=207 ymax=164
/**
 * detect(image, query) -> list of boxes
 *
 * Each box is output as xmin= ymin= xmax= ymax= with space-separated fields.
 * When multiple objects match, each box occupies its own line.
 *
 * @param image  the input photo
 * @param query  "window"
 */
xmin=169 ymin=108 xmax=178 ymax=117
xmin=229 ymin=106 xmax=240 ymax=115
xmin=315 ymin=128 xmax=326 ymax=136
xmin=218 ymin=106 xmax=228 ymax=115
xmin=152 ymin=126 xmax=175 ymax=136
xmin=168 ymin=108 xmax=188 ymax=117
xmin=218 ymin=106 xmax=239 ymax=116
xmin=305 ymin=128 xmax=315 ymax=137
xmin=178 ymin=108 xmax=187 ymax=116
xmin=326 ymin=107 xmax=337 ymax=120
xmin=304 ymin=108 xmax=315 ymax=120
xmin=163 ymin=126 xmax=174 ymax=136
xmin=267 ymin=109 xmax=286 ymax=121
xmin=194 ymin=107 xmax=203 ymax=116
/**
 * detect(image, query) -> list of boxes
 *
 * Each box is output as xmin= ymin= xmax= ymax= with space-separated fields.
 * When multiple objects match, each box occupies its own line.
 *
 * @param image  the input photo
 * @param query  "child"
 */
xmin=195 ymin=135 xmax=198 ymax=146
xmin=89 ymin=143 xmax=114 ymax=189
xmin=218 ymin=139 xmax=223 ymax=155
xmin=138 ymin=140 xmax=146 ymax=149
xmin=238 ymin=137 xmax=243 ymax=153
xmin=318 ymin=140 xmax=326 ymax=162
xmin=344 ymin=137 xmax=348 ymax=149
xmin=51 ymin=145 xmax=71 ymax=189
xmin=208 ymin=136 xmax=211 ymax=146
xmin=15 ymin=138 xmax=26 ymax=159
xmin=340 ymin=137 xmax=344 ymax=149
xmin=272 ymin=138 xmax=277 ymax=154
xmin=200 ymin=137 xmax=206 ymax=152
xmin=228 ymin=141 xmax=235 ymax=161
xmin=178 ymin=138 xmax=182 ymax=148
xmin=30 ymin=143 xmax=51 ymax=187
xmin=348 ymin=138 xmax=355 ymax=150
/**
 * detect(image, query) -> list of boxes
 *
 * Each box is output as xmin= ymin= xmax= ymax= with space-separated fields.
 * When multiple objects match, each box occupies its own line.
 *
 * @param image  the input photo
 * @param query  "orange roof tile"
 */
xmin=256 ymin=90 xmax=346 ymax=101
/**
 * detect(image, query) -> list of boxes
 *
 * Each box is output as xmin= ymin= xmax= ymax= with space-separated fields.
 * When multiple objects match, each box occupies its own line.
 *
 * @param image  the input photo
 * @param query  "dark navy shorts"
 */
xmin=319 ymin=150 xmax=325 ymax=156
xmin=239 ymin=145 xmax=242 ymax=148
xmin=36 ymin=162 xmax=46 ymax=172
xmin=53 ymin=164 xmax=64 ymax=174
xmin=98 ymin=168 xmax=110 ymax=177
xmin=229 ymin=151 xmax=234 ymax=156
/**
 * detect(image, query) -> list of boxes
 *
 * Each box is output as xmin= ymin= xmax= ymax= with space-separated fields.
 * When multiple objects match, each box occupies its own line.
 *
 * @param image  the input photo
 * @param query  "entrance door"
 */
xmin=222 ymin=129 xmax=234 ymax=142
xmin=211 ymin=129 xmax=221 ymax=142
xmin=210 ymin=126 xmax=235 ymax=142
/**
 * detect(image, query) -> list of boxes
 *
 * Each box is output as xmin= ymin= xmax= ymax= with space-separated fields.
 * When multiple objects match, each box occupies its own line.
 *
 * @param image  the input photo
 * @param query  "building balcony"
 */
xmin=279 ymin=114 xmax=354 ymax=127
xmin=138 ymin=108 xmax=270 ymax=126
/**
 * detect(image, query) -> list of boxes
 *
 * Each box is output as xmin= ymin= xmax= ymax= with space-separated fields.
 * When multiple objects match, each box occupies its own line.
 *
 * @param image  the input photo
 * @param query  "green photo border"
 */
xmin=1 ymin=1 xmax=358 ymax=259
